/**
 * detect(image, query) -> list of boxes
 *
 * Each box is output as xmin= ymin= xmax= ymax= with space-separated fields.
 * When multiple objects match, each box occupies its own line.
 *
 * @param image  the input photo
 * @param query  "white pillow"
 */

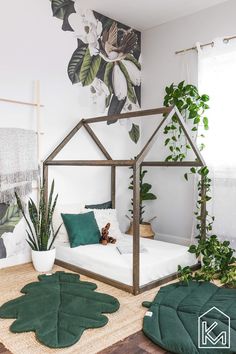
xmin=85 ymin=208 xmax=123 ymax=240
xmin=53 ymin=203 xmax=84 ymax=243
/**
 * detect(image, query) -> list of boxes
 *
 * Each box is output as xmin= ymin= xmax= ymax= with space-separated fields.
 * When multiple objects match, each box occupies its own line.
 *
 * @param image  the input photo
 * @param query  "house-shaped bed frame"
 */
xmin=43 ymin=106 xmax=206 ymax=295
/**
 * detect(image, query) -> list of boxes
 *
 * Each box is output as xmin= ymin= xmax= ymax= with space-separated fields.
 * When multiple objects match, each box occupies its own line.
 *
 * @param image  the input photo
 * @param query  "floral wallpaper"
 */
xmin=50 ymin=0 xmax=141 ymax=142
xmin=0 ymin=204 xmax=22 ymax=259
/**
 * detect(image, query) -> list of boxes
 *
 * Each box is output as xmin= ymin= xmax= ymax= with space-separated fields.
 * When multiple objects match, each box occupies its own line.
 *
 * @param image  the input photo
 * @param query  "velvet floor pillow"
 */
xmin=142 ymin=281 xmax=236 ymax=354
xmin=0 ymin=271 xmax=120 ymax=348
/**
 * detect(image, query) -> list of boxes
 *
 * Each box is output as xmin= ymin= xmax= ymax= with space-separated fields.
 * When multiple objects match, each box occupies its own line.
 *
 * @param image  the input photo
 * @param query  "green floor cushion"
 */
xmin=142 ymin=281 xmax=236 ymax=354
xmin=0 ymin=271 xmax=120 ymax=348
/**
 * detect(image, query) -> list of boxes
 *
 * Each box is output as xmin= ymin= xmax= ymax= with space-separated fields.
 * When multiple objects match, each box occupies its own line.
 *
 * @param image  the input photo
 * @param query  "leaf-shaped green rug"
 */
xmin=142 ymin=281 xmax=236 ymax=354
xmin=0 ymin=271 xmax=120 ymax=348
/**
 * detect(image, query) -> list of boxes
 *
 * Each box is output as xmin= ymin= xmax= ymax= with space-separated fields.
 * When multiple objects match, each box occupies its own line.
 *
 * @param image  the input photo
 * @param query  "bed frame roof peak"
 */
xmin=44 ymin=105 xmax=205 ymax=167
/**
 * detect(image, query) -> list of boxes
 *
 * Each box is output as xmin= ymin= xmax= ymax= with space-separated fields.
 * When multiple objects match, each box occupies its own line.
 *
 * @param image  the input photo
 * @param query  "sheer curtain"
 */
xmin=198 ymin=38 xmax=236 ymax=247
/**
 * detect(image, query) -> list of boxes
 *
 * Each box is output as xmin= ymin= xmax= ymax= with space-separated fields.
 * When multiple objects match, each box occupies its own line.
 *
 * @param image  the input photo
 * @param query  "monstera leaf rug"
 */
xmin=0 ymin=271 xmax=120 ymax=348
xmin=142 ymin=281 xmax=236 ymax=354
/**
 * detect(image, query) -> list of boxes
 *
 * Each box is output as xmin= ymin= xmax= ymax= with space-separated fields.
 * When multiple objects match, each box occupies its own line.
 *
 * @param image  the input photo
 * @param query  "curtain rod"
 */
xmin=175 ymin=35 xmax=236 ymax=55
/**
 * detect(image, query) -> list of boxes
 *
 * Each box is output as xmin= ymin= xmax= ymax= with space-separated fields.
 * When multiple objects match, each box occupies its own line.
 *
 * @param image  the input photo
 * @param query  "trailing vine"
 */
xmin=184 ymin=166 xmax=214 ymax=240
xmin=163 ymin=81 xmax=236 ymax=287
xmin=163 ymin=81 xmax=209 ymax=162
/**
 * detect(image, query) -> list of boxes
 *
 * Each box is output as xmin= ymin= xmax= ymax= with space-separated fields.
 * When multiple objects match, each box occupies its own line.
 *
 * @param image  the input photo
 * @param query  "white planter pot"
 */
xmin=31 ymin=248 xmax=56 ymax=272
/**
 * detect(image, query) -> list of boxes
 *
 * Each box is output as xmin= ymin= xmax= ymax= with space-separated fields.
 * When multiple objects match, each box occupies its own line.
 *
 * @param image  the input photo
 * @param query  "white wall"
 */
xmin=1 ymin=0 xmax=235 ymax=253
xmin=0 ymin=0 xmax=140 ymax=250
xmin=142 ymin=0 xmax=236 ymax=243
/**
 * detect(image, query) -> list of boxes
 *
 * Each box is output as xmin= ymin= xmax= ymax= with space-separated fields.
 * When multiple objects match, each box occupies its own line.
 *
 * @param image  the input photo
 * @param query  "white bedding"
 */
xmin=55 ymin=235 xmax=196 ymax=286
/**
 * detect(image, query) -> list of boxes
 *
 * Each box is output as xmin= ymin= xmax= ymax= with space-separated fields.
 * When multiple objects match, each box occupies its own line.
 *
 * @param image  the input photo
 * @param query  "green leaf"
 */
xmin=51 ymin=0 xmax=71 ymax=20
xmin=189 ymin=110 xmax=197 ymax=119
xmin=142 ymin=193 xmax=157 ymax=201
xmin=141 ymin=183 xmax=152 ymax=194
xmin=0 ymin=272 xmax=120 ymax=348
xmin=119 ymin=62 xmax=137 ymax=103
xmin=79 ymin=48 xmax=101 ymax=86
xmin=165 ymin=138 xmax=170 ymax=146
xmin=125 ymin=54 xmax=141 ymax=70
xmin=184 ymin=173 xmax=188 ymax=181
xmin=165 ymin=155 xmax=173 ymax=162
xmin=178 ymin=81 xmax=185 ymax=90
xmin=67 ymin=46 xmax=87 ymax=84
xmin=201 ymin=94 xmax=210 ymax=102
xmin=129 ymin=123 xmax=140 ymax=143
xmin=194 ymin=116 xmax=201 ymax=124
xmin=188 ymin=245 xmax=197 ymax=253
xmin=104 ymin=62 xmax=114 ymax=93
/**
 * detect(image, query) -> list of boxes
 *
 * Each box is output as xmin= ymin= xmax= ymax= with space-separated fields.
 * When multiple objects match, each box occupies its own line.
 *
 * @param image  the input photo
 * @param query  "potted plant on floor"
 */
xmin=126 ymin=166 xmax=157 ymax=238
xmin=15 ymin=180 xmax=61 ymax=272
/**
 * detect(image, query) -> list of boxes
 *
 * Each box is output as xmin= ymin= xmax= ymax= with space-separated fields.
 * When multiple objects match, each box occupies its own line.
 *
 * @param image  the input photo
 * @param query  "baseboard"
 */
xmin=155 ymin=232 xmax=191 ymax=246
xmin=0 ymin=252 xmax=31 ymax=269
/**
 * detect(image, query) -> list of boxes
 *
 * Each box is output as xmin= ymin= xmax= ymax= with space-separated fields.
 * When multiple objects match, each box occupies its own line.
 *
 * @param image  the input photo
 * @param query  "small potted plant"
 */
xmin=126 ymin=166 xmax=157 ymax=238
xmin=15 ymin=180 xmax=61 ymax=272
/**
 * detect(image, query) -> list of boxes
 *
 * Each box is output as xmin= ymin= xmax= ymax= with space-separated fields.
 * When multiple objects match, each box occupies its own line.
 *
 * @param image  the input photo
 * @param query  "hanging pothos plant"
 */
xmin=163 ymin=81 xmax=236 ymax=287
xmin=163 ymin=81 xmax=209 ymax=162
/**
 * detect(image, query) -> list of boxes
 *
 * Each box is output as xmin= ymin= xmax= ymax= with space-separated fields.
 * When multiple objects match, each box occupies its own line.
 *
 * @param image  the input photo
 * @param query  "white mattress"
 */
xmin=55 ymin=235 xmax=196 ymax=286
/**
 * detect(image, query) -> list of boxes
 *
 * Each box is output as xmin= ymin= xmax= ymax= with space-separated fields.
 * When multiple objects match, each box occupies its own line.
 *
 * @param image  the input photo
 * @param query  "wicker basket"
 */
xmin=126 ymin=222 xmax=155 ymax=238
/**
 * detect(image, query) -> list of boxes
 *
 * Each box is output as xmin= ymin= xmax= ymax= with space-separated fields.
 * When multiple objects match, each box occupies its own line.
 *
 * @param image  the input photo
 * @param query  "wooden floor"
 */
xmin=0 ymin=332 xmax=170 ymax=354
xmin=0 ymin=343 xmax=10 ymax=354
xmin=100 ymin=331 xmax=170 ymax=354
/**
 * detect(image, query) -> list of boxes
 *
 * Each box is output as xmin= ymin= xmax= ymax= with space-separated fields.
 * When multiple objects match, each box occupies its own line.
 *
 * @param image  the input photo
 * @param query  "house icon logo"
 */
xmin=198 ymin=306 xmax=230 ymax=349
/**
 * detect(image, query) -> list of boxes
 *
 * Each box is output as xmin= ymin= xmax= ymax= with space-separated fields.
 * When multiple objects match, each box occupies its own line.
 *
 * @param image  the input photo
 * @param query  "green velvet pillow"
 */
xmin=61 ymin=211 xmax=100 ymax=248
xmin=85 ymin=201 xmax=112 ymax=209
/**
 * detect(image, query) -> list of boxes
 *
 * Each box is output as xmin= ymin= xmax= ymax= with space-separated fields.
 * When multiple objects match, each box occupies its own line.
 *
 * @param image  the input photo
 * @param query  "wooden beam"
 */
xmin=43 ymin=163 xmax=48 ymax=203
xmin=46 ymin=160 xmax=203 ymax=167
xmin=83 ymin=123 xmax=112 ymax=160
xmin=200 ymin=173 xmax=207 ymax=240
xmin=142 ymin=161 xmax=204 ymax=167
xmin=136 ymin=108 xmax=174 ymax=166
xmin=45 ymin=160 xmax=134 ymax=166
xmin=84 ymin=106 xmax=173 ymax=124
xmin=45 ymin=119 xmax=84 ymax=161
xmin=132 ymin=163 xmax=140 ymax=295
xmin=111 ymin=166 xmax=116 ymax=208
xmin=174 ymin=106 xmax=206 ymax=166
xmin=139 ymin=263 xmax=200 ymax=293
xmin=55 ymin=259 xmax=133 ymax=293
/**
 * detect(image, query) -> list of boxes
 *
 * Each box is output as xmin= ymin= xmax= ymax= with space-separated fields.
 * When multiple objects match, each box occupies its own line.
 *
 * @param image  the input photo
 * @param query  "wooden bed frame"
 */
xmin=43 ymin=106 xmax=206 ymax=295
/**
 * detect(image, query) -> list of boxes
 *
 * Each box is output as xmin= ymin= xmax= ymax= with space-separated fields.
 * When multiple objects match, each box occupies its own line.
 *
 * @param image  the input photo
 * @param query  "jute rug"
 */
xmin=0 ymin=263 xmax=176 ymax=354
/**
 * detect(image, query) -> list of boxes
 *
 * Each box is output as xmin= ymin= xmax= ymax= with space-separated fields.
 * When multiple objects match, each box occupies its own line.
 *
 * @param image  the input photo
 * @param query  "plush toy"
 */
xmin=100 ymin=223 xmax=116 ymax=245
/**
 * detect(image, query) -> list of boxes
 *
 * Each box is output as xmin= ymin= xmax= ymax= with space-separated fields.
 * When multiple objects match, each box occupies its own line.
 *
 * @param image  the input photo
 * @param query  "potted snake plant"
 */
xmin=15 ymin=180 xmax=61 ymax=272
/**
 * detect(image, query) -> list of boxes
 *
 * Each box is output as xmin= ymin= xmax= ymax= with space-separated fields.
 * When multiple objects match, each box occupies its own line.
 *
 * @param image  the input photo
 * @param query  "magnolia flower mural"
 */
xmin=50 ymin=0 xmax=141 ymax=143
